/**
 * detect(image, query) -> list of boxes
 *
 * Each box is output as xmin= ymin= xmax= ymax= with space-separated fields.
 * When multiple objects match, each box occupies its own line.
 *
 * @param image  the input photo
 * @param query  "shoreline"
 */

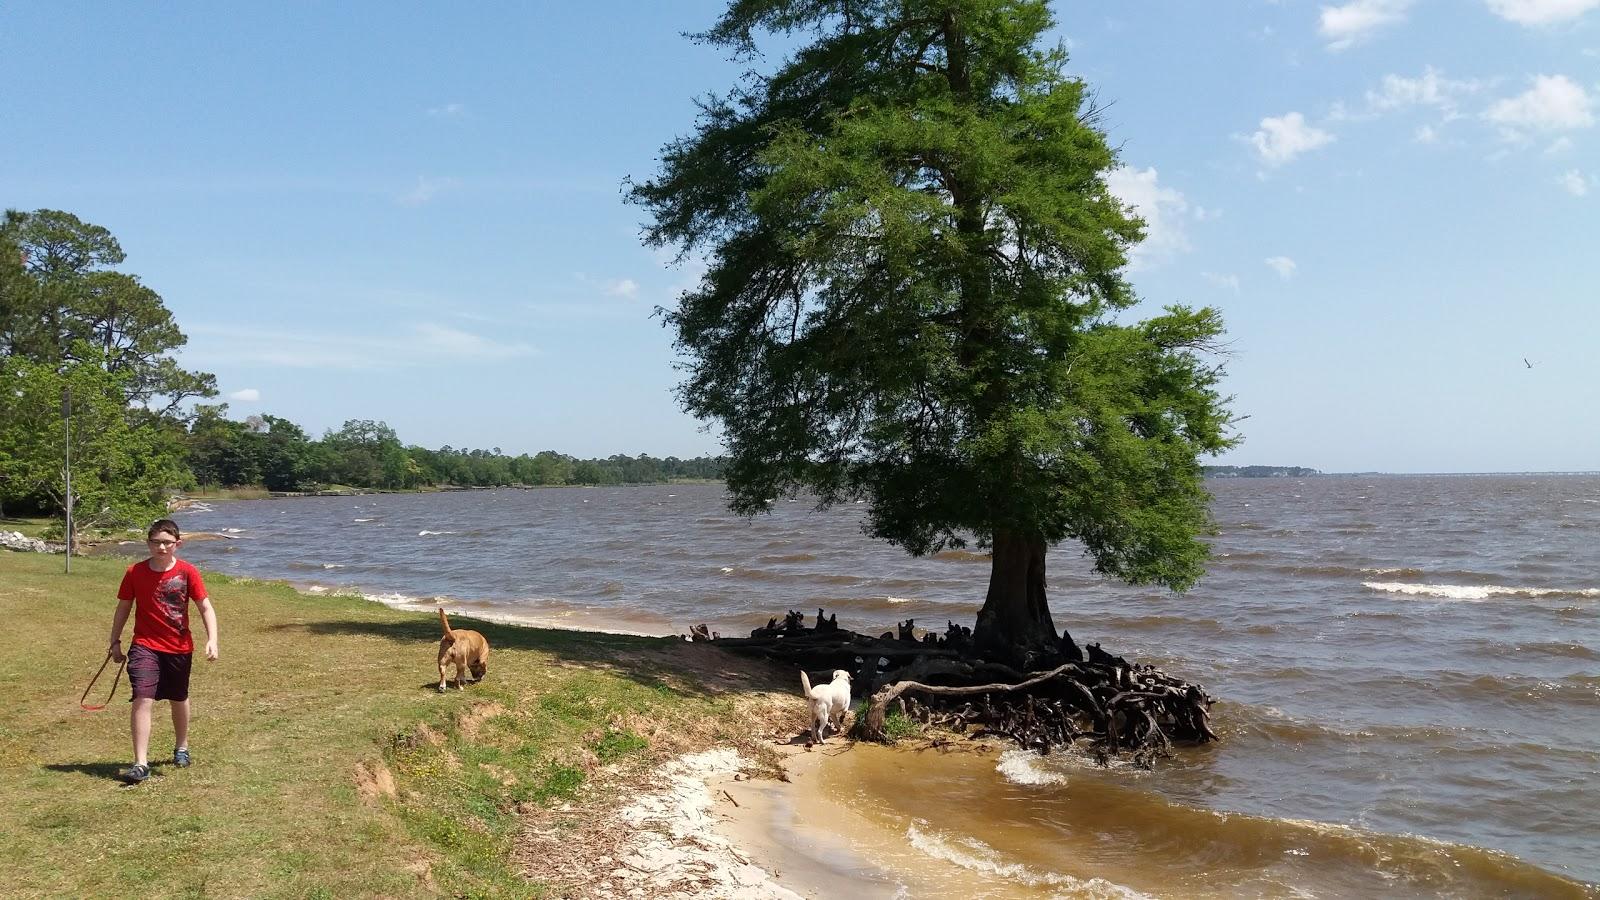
xmin=709 ymin=745 xmax=1025 ymax=899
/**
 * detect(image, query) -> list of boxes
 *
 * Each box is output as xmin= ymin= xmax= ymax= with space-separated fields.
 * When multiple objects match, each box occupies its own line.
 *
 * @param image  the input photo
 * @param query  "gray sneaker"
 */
xmin=120 ymin=763 xmax=150 ymax=784
xmin=173 ymin=748 xmax=191 ymax=768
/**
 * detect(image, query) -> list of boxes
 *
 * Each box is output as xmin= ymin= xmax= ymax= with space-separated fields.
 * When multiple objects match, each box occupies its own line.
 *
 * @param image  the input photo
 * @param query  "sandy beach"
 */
xmin=711 ymin=745 xmax=1036 ymax=899
xmin=575 ymin=733 xmax=1036 ymax=900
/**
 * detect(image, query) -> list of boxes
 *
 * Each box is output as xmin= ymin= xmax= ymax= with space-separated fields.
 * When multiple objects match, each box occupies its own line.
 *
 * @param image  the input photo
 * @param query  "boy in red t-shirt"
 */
xmin=107 ymin=518 xmax=220 ymax=784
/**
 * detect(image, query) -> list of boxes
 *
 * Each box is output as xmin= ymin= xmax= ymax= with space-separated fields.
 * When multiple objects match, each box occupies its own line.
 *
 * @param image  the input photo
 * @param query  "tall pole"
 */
xmin=63 ymin=386 xmax=72 ymax=573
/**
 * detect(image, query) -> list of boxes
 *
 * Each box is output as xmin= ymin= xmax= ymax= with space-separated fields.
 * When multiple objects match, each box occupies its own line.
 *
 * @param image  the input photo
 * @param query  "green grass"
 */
xmin=0 ymin=517 xmax=56 ymax=540
xmin=180 ymin=486 xmax=274 ymax=501
xmin=0 ymin=551 xmax=789 ymax=898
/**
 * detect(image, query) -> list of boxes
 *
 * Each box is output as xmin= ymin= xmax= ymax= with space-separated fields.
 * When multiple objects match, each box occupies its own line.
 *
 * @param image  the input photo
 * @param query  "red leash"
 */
xmin=80 ymin=654 xmax=126 ymax=711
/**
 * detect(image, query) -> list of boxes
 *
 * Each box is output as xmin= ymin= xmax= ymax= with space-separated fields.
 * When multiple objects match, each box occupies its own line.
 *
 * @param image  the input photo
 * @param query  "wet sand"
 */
xmin=713 ymin=744 xmax=1060 ymax=900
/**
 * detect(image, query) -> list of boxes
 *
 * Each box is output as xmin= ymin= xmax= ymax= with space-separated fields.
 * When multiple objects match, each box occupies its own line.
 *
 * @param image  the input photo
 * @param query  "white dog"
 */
xmin=800 ymin=669 xmax=852 ymax=743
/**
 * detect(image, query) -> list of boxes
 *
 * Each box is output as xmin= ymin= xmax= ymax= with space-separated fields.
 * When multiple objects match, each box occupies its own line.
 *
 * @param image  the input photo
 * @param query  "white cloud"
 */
xmin=186 ymin=323 xmax=534 ymax=370
xmin=1485 ymin=0 xmax=1600 ymax=25
xmin=1484 ymin=75 xmax=1595 ymax=134
xmin=1246 ymin=112 xmax=1336 ymax=165
xmin=1104 ymin=166 xmax=1197 ymax=269
xmin=1559 ymin=169 xmax=1593 ymax=195
xmin=427 ymin=102 xmax=467 ymax=117
xmin=1320 ymin=0 xmax=1413 ymax=50
xmin=1415 ymin=124 xmax=1439 ymax=143
xmin=227 ymin=388 xmax=260 ymax=402
xmin=1265 ymin=256 xmax=1299 ymax=279
xmin=574 ymin=273 xmax=643 ymax=300
xmin=1367 ymin=66 xmax=1484 ymax=114
xmin=1202 ymin=272 xmax=1242 ymax=292
xmin=1545 ymin=136 xmax=1577 ymax=155
xmin=397 ymin=175 xmax=460 ymax=207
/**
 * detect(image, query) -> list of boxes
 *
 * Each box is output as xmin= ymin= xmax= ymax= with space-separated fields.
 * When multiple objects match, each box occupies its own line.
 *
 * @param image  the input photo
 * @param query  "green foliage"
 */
xmin=880 ymin=708 xmax=924 ymax=742
xmin=0 ymin=350 xmax=180 ymax=531
xmin=1 ymin=209 xmax=213 ymax=526
xmin=1 ymin=209 xmax=217 ymax=413
xmin=630 ymin=1 xmax=1237 ymax=600
xmin=182 ymin=413 xmax=727 ymax=493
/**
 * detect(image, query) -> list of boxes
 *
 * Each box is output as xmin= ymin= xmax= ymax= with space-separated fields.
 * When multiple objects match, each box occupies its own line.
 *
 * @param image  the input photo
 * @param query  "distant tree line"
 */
xmin=0 ymin=209 xmax=721 ymax=534
xmin=187 ymin=409 xmax=725 ymax=492
xmin=1201 ymin=465 xmax=1320 ymax=478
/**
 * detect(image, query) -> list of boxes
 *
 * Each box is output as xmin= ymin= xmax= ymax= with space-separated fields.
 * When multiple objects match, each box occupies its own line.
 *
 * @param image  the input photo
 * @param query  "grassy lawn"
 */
xmin=0 ymin=516 xmax=56 ymax=540
xmin=0 ymin=551 xmax=793 ymax=899
xmin=180 ymin=487 xmax=275 ymax=501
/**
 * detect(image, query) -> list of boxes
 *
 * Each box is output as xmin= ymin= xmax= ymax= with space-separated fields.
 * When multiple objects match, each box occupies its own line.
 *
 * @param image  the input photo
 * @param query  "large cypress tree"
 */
xmin=630 ymin=0 xmax=1236 ymax=663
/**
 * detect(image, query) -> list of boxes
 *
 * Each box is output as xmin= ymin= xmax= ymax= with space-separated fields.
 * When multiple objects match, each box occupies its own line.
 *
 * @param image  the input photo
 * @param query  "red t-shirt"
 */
xmin=117 ymin=559 xmax=209 ymax=654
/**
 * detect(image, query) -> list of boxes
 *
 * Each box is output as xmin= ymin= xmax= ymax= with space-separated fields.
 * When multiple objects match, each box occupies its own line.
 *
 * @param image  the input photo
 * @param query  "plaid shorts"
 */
xmin=127 ymin=644 xmax=192 ymax=702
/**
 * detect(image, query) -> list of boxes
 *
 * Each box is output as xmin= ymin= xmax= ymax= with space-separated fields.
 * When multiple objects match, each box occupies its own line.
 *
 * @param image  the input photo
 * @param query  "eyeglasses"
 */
xmin=147 ymin=539 xmax=178 ymax=548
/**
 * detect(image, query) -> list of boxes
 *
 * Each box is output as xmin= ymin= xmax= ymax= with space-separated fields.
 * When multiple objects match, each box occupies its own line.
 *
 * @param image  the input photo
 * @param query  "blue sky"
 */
xmin=3 ymin=1 xmax=1595 ymax=473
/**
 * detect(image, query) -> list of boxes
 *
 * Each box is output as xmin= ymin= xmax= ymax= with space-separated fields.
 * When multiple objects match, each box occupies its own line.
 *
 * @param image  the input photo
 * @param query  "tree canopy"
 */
xmin=0 ymin=211 xmax=208 ymax=530
xmin=2 ymin=209 xmax=217 ymax=413
xmin=630 ymin=0 xmax=1236 ymax=658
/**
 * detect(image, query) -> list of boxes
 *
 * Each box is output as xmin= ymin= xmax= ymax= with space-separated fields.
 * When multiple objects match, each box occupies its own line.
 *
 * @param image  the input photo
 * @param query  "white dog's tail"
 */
xmin=800 ymin=669 xmax=813 ymax=697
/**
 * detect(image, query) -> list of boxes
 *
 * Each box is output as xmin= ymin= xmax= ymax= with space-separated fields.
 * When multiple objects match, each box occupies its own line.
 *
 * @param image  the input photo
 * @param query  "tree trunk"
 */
xmin=973 ymin=529 xmax=1060 ymax=665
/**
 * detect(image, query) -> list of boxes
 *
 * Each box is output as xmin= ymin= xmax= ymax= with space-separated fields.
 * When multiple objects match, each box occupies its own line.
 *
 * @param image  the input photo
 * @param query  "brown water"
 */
xmin=168 ymin=475 xmax=1600 ymax=896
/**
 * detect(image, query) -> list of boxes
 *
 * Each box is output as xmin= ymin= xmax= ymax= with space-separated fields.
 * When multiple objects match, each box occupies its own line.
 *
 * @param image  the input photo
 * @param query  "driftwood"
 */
xmin=695 ymin=608 xmax=1217 ymax=768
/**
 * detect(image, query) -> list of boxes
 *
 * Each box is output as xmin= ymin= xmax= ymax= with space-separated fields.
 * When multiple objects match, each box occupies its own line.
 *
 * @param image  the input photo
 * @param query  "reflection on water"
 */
xmin=167 ymin=475 xmax=1600 ymax=891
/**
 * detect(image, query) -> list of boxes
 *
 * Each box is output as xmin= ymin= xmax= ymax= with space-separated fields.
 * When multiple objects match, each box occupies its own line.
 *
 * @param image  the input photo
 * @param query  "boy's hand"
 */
xmin=205 ymin=639 xmax=219 ymax=661
xmin=109 ymin=641 xmax=125 ymax=663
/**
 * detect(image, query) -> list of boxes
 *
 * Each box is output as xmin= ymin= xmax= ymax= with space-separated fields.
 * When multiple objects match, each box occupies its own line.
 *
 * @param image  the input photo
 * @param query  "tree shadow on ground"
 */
xmin=265 ymin=616 xmax=792 ymax=700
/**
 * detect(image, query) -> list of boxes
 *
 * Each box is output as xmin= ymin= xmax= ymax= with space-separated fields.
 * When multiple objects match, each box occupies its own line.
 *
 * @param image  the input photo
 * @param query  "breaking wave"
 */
xmin=906 ymin=822 xmax=1151 ymax=897
xmin=1362 ymin=582 xmax=1600 ymax=601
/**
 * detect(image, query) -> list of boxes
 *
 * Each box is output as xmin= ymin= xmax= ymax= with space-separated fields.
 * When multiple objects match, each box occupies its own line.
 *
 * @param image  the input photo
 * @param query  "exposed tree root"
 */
xmin=691 ymin=608 xmax=1217 ymax=769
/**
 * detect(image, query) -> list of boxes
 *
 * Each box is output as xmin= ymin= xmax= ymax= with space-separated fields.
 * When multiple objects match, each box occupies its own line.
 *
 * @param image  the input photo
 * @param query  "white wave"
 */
xmin=321 ymin=563 xmax=344 ymax=569
xmin=223 ymin=528 xmax=245 ymax=533
xmin=362 ymin=591 xmax=432 ymax=608
xmin=417 ymin=530 xmax=457 ymax=536
xmin=354 ymin=517 xmax=375 ymax=523
xmin=996 ymin=750 xmax=1068 ymax=786
xmin=906 ymin=823 xmax=1150 ymax=898
xmin=720 ymin=566 xmax=735 ymax=574
xmin=885 ymin=596 xmax=916 ymax=604
xmin=1362 ymin=582 xmax=1600 ymax=602
xmin=342 ymin=592 xmax=668 ymax=636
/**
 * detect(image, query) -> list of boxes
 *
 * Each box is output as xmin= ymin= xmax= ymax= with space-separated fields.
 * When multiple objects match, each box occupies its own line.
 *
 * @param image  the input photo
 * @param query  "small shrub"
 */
xmin=881 ymin=709 xmax=923 ymax=741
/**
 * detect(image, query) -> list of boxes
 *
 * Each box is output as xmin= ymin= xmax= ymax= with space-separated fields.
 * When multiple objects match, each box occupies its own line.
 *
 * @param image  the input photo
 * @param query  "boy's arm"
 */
xmin=198 ymin=597 xmax=219 ymax=660
xmin=108 ymin=598 xmax=132 ymax=662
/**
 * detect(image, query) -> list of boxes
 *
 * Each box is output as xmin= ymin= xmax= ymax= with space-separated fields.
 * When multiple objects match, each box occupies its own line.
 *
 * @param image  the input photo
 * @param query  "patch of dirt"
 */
xmin=353 ymin=760 xmax=397 ymax=803
xmin=457 ymin=700 xmax=506 ymax=740
xmin=413 ymin=723 xmax=446 ymax=747
xmin=403 ymin=858 xmax=437 ymax=891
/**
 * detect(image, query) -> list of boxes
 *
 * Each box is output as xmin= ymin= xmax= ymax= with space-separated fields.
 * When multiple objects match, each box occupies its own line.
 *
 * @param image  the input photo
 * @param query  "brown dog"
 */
xmin=437 ymin=607 xmax=490 ymax=692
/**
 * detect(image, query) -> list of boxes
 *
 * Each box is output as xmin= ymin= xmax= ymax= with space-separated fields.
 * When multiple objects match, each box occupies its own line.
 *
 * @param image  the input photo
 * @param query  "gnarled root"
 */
xmin=693 ymin=608 xmax=1217 ymax=768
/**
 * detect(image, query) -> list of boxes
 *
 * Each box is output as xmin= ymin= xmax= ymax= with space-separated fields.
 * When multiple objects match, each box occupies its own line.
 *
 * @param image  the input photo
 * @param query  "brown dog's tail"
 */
xmin=439 ymin=607 xmax=454 ymax=640
xmin=800 ymin=669 xmax=813 ymax=698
